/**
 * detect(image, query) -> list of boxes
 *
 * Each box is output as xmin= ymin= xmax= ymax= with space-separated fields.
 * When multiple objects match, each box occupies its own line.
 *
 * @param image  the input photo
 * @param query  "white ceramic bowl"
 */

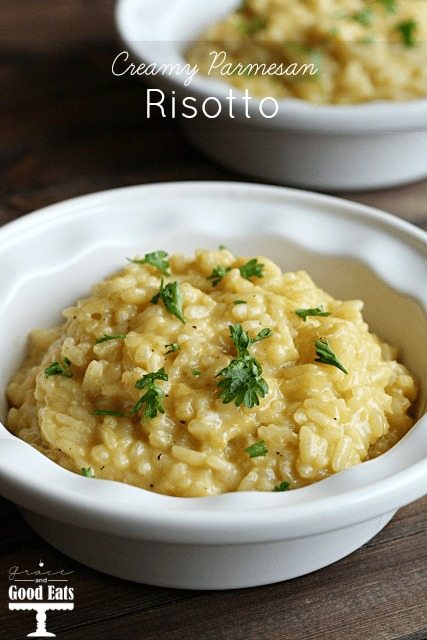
xmin=0 ymin=182 xmax=426 ymax=589
xmin=115 ymin=0 xmax=427 ymax=190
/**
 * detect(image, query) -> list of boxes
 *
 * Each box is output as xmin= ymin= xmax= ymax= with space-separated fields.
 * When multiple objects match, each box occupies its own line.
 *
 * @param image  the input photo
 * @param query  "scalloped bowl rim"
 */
xmin=0 ymin=181 xmax=426 ymax=545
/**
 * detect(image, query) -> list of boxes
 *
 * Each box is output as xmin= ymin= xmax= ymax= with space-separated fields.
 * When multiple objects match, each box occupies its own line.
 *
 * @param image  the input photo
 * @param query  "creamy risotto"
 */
xmin=7 ymin=249 xmax=417 ymax=497
xmin=186 ymin=0 xmax=427 ymax=104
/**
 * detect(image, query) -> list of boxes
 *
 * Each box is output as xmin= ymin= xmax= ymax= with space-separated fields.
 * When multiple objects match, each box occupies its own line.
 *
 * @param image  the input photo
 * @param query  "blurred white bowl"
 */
xmin=0 ymin=181 xmax=426 ymax=589
xmin=116 ymin=0 xmax=427 ymax=190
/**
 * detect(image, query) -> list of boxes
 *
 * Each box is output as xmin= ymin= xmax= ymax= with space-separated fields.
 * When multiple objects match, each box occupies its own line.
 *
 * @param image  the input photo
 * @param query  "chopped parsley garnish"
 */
xmin=128 ymin=250 xmax=170 ymax=275
xmin=207 ymin=265 xmax=231 ymax=287
xmin=134 ymin=368 xmax=169 ymax=419
xmin=314 ymin=339 xmax=348 ymax=374
xmin=239 ymin=258 xmax=264 ymax=281
xmin=207 ymin=258 xmax=264 ymax=286
xmin=217 ymin=357 xmax=268 ymax=407
xmin=377 ymin=0 xmax=396 ymax=13
xmin=361 ymin=34 xmax=376 ymax=44
xmin=192 ymin=368 xmax=202 ymax=377
xmin=353 ymin=8 xmax=374 ymax=26
xmin=151 ymin=279 xmax=185 ymax=323
xmin=91 ymin=409 xmax=129 ymax=417
xmin=308 ymin=48 xmax=323 ymax=79
xmin=233 ymin=300 xmax=247 ymax=305
xmin=216 ymin=324 xmax=271 ymax=408
xmin=237 ymin=16 xmax=267 ymax=35
xmin=81 ymin=467 xmax=95 ymax=478
xmin=230 ymin=324 xmax=272 ymax=355
xmin=245 ymin=440 xmax=268 ymax=458
xmin=134 ymin=369 xmax=168 ymax=389
xmin=93 ymin=368 xmax=168 ymax=420
xmin=287 ymin=44 xmax=323 ymax=80
xmin=295 ymin=305 xmax=331 ymax=321
xmin=396 ymin=20 xmax=417 ymax=47
xmin=44 ymin=358 xmax=72 ymax=378
xmin=165 ymin=343 xmax=180 ymax=354
xmin=273 ymin=481 xmax=290 ymax=492
xmin=95 ymin=334 xmax=126 ymax=344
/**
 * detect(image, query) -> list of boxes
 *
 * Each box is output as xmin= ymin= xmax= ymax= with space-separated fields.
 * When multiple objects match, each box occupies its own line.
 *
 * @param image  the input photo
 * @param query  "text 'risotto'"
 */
xmin=7 ymin=249 xmax=417 ymax=497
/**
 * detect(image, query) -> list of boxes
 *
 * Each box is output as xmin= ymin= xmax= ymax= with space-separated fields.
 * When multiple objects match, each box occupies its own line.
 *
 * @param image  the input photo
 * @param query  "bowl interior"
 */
xmin=0 ymin=182 xmax=426 ymax=535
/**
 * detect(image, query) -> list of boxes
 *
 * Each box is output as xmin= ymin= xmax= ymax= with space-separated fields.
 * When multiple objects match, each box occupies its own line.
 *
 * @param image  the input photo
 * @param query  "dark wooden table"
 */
xmin=0 ymin=2 xmax=426 ymax=639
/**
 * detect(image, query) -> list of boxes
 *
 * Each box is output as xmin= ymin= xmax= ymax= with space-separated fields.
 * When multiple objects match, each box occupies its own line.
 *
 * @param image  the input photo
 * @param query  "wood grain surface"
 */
xmin=0 ymin=3 xmax=426 ymax=639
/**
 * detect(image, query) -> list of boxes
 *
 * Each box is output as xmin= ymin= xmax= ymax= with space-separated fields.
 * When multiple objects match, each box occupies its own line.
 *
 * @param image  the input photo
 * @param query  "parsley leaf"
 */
xmin=207 ymin=265 xmax=231 ymax=287
xmin=273 ymin=481 xmax=290 ymax=492
xmin=233 ymin=300 xmax=247 ymax=305
xmin=133 ymin=368 xmax=168 ymax=419
xmin=216 ymin=324 xmax=271 ymax=408
xmin=237 ymin=16 xmax=267 ymax=35
xmin=217 ymin=356 xmax=268 ymax=407
xmin=377 ymin=0 xmax=396 ymax=13
xmin=314 ymin=339 xmax=348 ymax=374
xmin=95 ymin=334 xmax=126 ymax=344
xmin=245 ymin=440 xmax=268 ymax=458
xmin=134 ymin=368 xmax=168 ymax=390
xmin=93 ymin=368 xmax=168 ymax=420
xmin=239 ymin=258 xmax=264 ymax=281
xmin=229 ymin=323 xmax=272 ymax=356
xmin=354 ymin=8 xmax=374 ymax=26
xmin=192 ymin=368 xmax=202 ymax=377
xmin=207 ymin=258 xmax=264 ymax=286
xmin=229 ymin=323 xmax=252 ymax=356
xmin=81 ymin=467 xmax=95 ymax=477
xmin=253 ymin=328 xmax=273 ymax=342
xmin=360 ymin=34 xmax=376 ymax=44
xmin=396 ymin=20 xmax=417 ymax=47
xmin=151 ymin=279 xmax=185 ymax=323
xmin=134 ymin=388 xmax=163 ymax=420
xmin=44 ymin=358 xmax=72 ymax=378
xmin=295 ymin=305 xmax=331 ymax=321
xmin=128 ymin=250 xmax=170 ymax=275
xmin=165 ymin=343 xmax=180 ymax=354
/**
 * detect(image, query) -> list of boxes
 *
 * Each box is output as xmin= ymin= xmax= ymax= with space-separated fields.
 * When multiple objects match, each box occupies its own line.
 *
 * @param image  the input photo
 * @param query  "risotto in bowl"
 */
xmin=116 ymin=0 xmax=427 ymax=188
xmin=0 ymin=182 xmax=426 ymax=588
xmin=7 ymin=250 xmax=418 ymax=497
xmin=186 ymin=0 xmax=427 ymax=105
